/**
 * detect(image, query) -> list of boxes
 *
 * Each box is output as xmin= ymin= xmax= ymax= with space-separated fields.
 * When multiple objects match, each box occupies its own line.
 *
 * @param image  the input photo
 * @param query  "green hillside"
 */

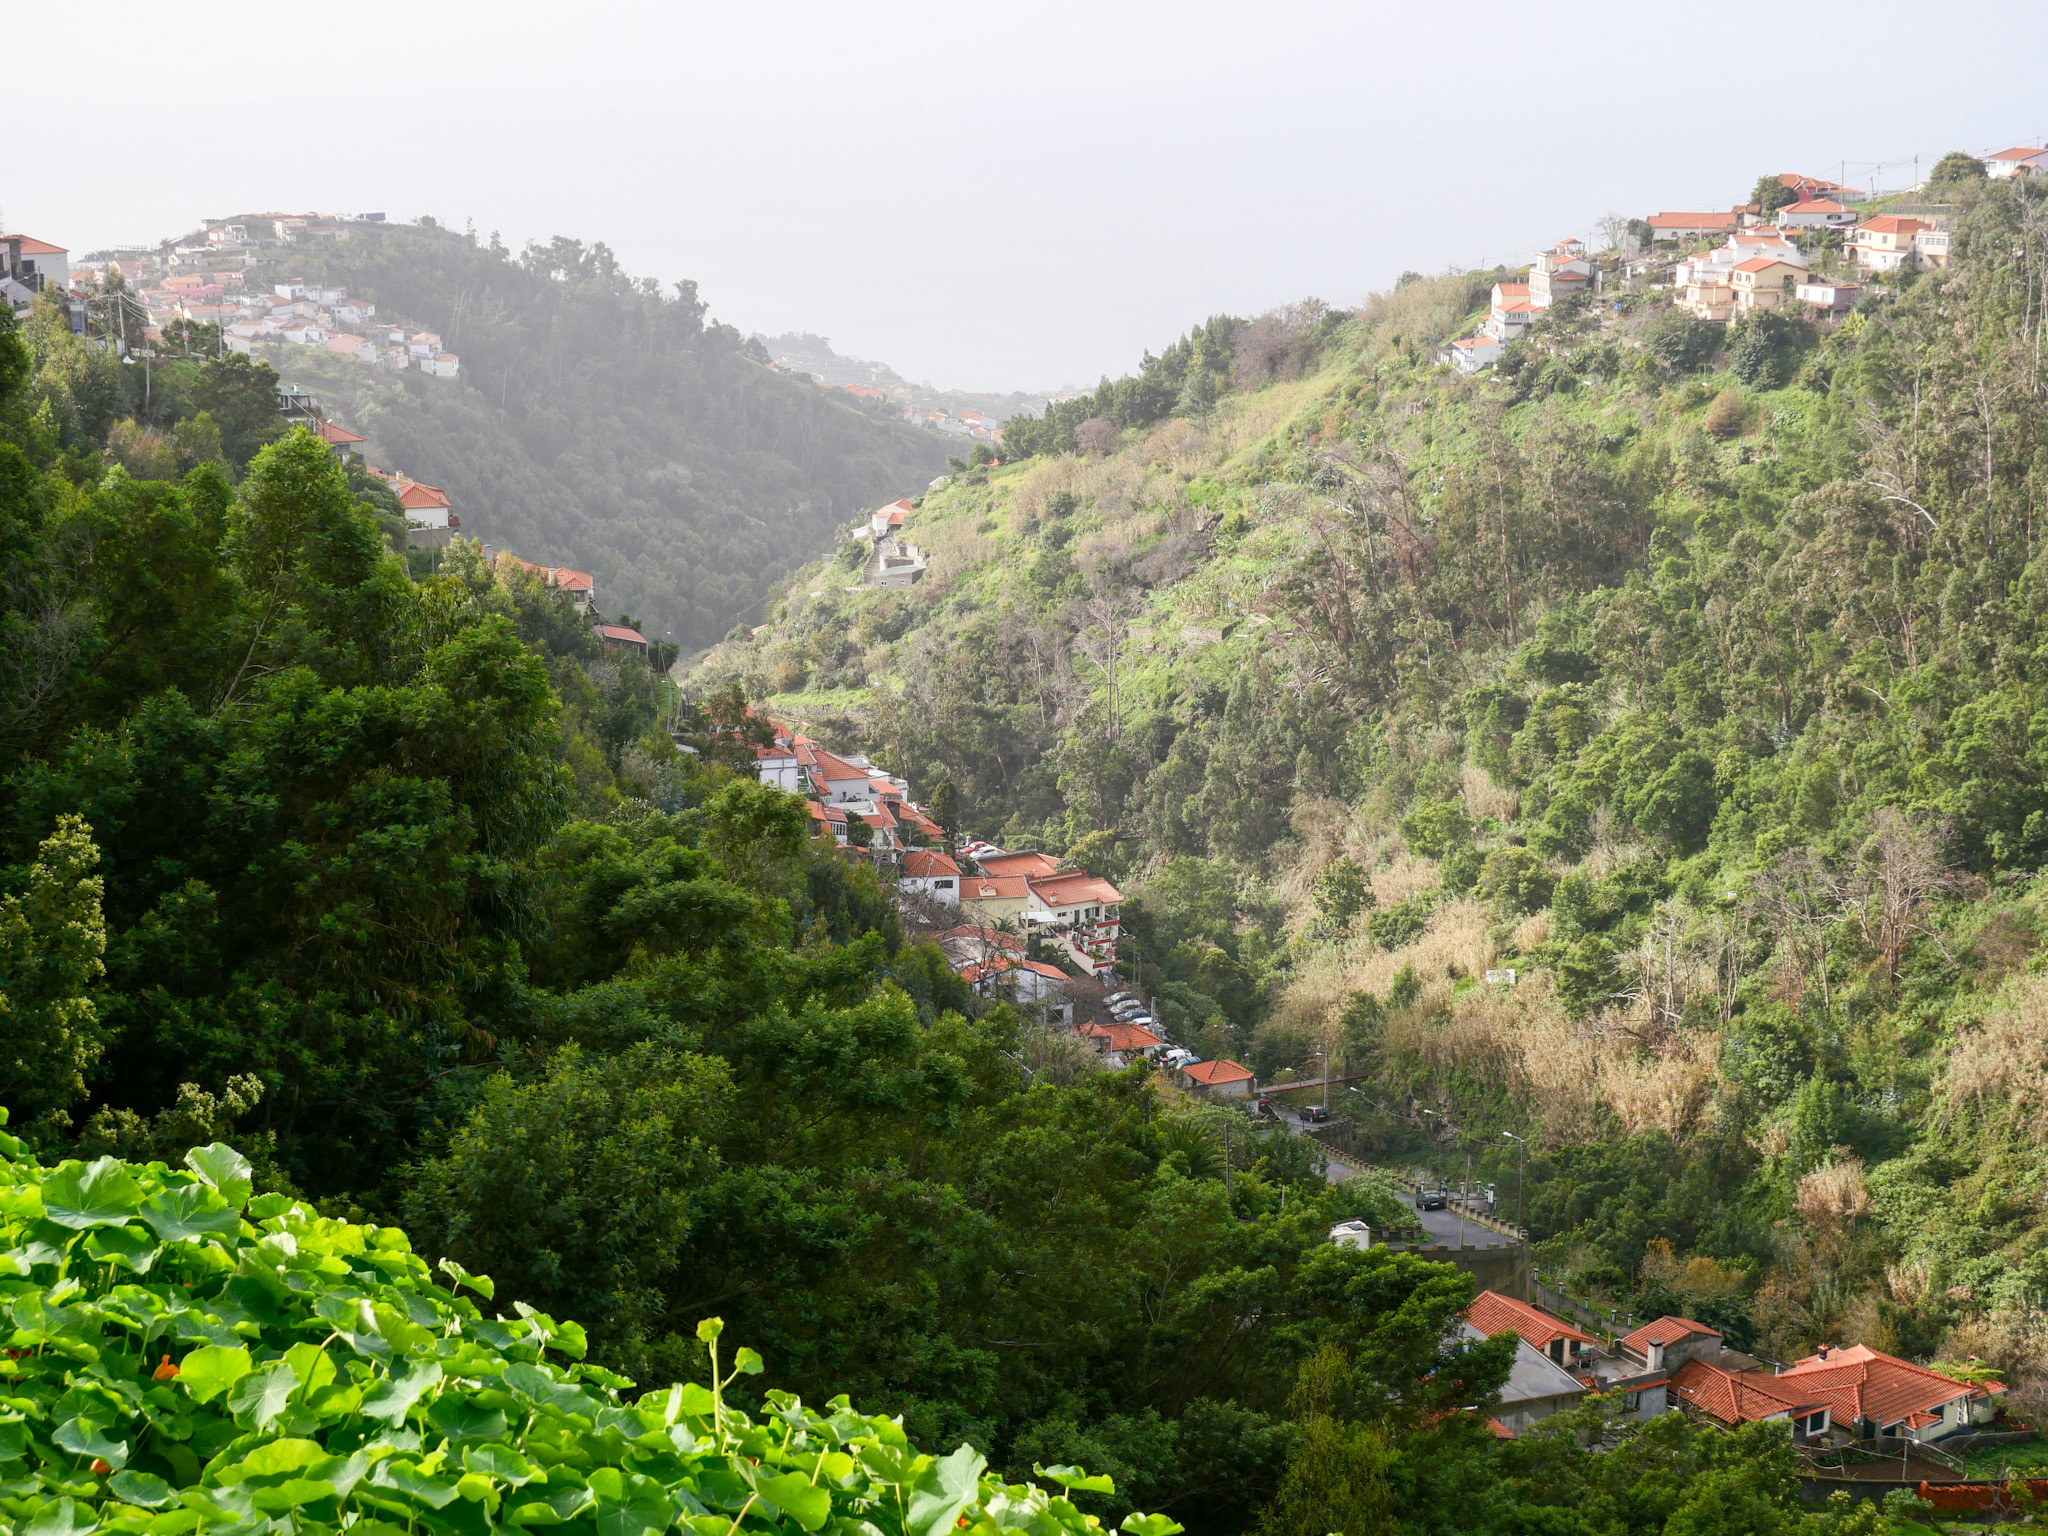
xmin=692 ymin=174 xmax=2048 ymax=1385
xmin=269 ymin=223 xmax=949 ymax=646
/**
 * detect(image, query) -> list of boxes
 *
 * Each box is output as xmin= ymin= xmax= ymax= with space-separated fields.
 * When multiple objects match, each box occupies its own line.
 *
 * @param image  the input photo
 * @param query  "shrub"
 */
xmin=0 ymin=1123 xmax=1168 ymax=1536
xmin=1703 ymin=389 xmax=1746 ymax=439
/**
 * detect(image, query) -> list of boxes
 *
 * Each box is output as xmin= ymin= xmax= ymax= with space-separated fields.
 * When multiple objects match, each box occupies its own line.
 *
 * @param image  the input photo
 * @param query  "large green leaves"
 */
xmin=184 ymin=1143 xmax=252 ymax=1209
xmin=0 ymin=1144 xmax=1154 ymax=1536
xmin=176 ymin=1344 xmax=252 ymax=1404
xmin=139 ymin=1183 xmax=241 ymax=1242
xmin=39 ymin=1159 xmax=143 ymax=1229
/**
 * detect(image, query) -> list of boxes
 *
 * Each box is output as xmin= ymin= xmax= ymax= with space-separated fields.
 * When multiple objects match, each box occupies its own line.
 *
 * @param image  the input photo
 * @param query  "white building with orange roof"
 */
xmin=1024 ymin=871 xmax=1123 ymax=975
xmin=868 ymin=498 xmax=913 ymax=540
xmin=1986 ymin=146 xmax=2048 ymax=180
xmin=1845 ymin=215 xmax=1945 ymax=273
xmin=1775 ymin=198 xmax=1857 ymax=231
xmin=1484 ymin=281 xmax=1537 ymax=341
xmin=1527 ymin=239 xmax=1593 ymax=308
xmin=899 ymin=848 xmax=962 ymax=906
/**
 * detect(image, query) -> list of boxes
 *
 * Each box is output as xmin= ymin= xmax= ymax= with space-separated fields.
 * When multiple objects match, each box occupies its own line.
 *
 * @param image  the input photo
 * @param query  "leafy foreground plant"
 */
xmin=0 ymin=1121 xmax=1174 ymax=1536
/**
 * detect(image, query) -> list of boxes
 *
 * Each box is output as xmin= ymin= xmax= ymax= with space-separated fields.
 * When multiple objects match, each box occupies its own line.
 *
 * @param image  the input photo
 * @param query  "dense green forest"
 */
xmin=223 ymin=221 xmax=949 ymax=646
xmin=697 ymin=172 xmax=2048 ymax=1421
xmin=0 ymin=281 xmax=1913 ymax=1536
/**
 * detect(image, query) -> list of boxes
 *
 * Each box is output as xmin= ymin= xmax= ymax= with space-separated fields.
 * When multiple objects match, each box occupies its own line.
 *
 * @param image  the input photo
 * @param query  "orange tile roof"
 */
xmin=313 ymin=418 xmax=365 ymax=445
xmin=1621 ymin=1315 xmax=1719 ymax=1354
xmin=1732 ymin=256 xmax=1792 ymax=273
xmin=1649 ymin=211 xmax=1738 ymax=228
xmin=397 ymin=481 xmax=450 ymax=510
xmin=961 ymin=875 xmax=1029 ymax=901
xmin=808 ymin=747 xmax=869 ymax=783
xmin=7 ymin=235 xmax=67 ymax=254
xmin=1858 ymin=216 xmax=1929 ymax=236
xmin=1466 ymin=1291 xmax=1593 ymax=1351
xmin=1776 ymin=1345 xmax=2002 ymax=1429
xmin=1182 ymin=1058 xmax=1254 ymax=1086
xmin=1029 ymin=872 xmax=1124 ymax=906
xmin=976 ymin=850 xmax=1059 ymax=879
xmin=596 ymin=625 xmax=646 ymax=644
xmin=1783 ymin=199 xmax=1849 ymax=214
xmin=1079 ymin=1019 xmax=1159 ymax=1051
xmin=901 ymin=849 xmax=961 ymax=878
xmin=1988 ymin=146 xmax=2047 ymax=161
xmin=1669 ymin=1357 xmax=1822 ymax=1425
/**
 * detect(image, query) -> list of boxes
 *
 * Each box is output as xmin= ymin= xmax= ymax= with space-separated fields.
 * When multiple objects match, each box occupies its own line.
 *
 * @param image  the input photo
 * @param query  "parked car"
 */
xmin=1105 ymin=990 xmax=1137 ymax=1006
xmin=1415 ymin=1185 xmax=1448 ymax=1210
xmin=1299 ymin=1105 xmax=1330 ymax=1124
xmin=1255 ymin=1097 xmax=1276 ymax=1120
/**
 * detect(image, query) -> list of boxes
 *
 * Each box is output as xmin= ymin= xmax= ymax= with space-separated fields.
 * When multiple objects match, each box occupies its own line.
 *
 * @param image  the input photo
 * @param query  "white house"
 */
xmin=754 ymin=743 xmax=803 ymax=793
xmin=1023 ymin=872 xmax=1123 ymax=976
xmin=869 ymin=499 xmax=913 ymax=540
xmin=1775 ymin=199 xmax=1857 ymax=231
xmin=1178 ymin=1059 xmax=1254 ymax=1098
xmin=805 ymin=746 xmax=881 ymax=805
xmin=1795 ymin=278 xmax=1863 ymax=314
xmin=1448 ymin=335 xmax=1504 ymax=375
xmin=424 ymin=353 xmax=461 ymax=379
xmin=1483 ymin=282 xmax=1536 ymax=341
xmin=1987 ymin=147 xmax=2048 ymax=180
xmin=0 ymin=235 xmax=69 ymax=295
xmin=1527 ymin=240 xmax=1593 ymax=308
xmin=899 ymin=848 xmax=962 ymax=907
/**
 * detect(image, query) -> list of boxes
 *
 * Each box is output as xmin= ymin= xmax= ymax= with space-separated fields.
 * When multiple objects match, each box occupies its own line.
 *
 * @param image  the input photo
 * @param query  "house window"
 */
xmin=935 ymin=880 xmax=954 ymax=890
xmin=1624 ymin=1391 xmax=1642 ymax=1411
xmin=1797 ymin=1412 xmax=1827 ymax=1436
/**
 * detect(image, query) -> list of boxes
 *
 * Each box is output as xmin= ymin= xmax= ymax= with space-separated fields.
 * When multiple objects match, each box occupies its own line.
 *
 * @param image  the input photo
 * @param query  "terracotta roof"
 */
xmin=806 ymin=802 xmax=848 ymax=824
xmin=1783 ymin=199 xmax=1850 ymax=214
xmin=6 ymin=235 xmax=67 ymax=255
xmin=1466 ymin=1291 xmax=1593 ymax=1351
xmin=901 ymin=849 xmax=961 ymax=878
xmin=313 ymin=419 xmax=365 ymax=445
xmin=1649 ymin=211 xmax=1738 ymax=228
xmin=1776 ymin=1345 xmax=2003 ymax=1429
xmin=808 ymin=747 xmax=869 ymax=783
xmin=1494 ymin=282 xmax=1531 ymax=297
xmin=396 ymin=481 xmax=450 ymax=510
xmin=1669 ymin=1357 xmax=1822 ymax=1425
xmin=976 ymin=850 xmax=1059 ymax=879
xmin=1732 ymin=256 xmax=1792 ymax=273
xmin=1182 ymin=1059 xmax=1254 ymax=1086
xmin=1028 ymin=872 xmax=1124 ymax=907
xmin=1081 ymin=1020 xmax=1162 ymax=1053
xmin=1988 ymin=147 xmax=2047 ymax=162
xmin=961 ymin=875 xmax=1030 ymax=901
xmin=1857 ymin=216 xmax=1929 ymax=236
xmin=1621 ymin=1316 xmax=1720 ymax=1354
xmin=596 ymin=625 xmax=647 ymax=644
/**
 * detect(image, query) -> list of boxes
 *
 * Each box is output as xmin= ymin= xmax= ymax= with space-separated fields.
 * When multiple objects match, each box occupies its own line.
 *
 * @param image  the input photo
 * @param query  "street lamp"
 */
xmin=1502 ymin=1131 xmax=1528 ymax=1235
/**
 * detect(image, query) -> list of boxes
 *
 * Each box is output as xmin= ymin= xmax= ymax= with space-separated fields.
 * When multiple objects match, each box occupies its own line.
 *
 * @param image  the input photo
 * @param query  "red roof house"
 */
xmin=1179 ymin=1058 xmax=1255 ymax=1096
xmin=1467 ymin=1291 xmax=1595 ymax=1366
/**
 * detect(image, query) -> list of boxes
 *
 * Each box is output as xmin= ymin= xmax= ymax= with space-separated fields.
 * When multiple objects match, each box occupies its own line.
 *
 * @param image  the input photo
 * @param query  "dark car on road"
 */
xmin=1415 ymin=1185 xmax=1448 ymax=1210
xmin=1298 ymin=1105 xmax=1330 ymax=1124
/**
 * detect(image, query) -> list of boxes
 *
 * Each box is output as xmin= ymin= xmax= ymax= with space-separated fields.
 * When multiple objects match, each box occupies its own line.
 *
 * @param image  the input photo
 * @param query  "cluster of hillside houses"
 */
xmin=1431 ymin=1288 xmax=2007 ymax=1443
xmin=1445 ymin=152 xmax=2046 ymax=374
xmin=751 ymin=721 xmax=1125 ymax=982
xmin=7 ymin=213 xmax=465 ymax=379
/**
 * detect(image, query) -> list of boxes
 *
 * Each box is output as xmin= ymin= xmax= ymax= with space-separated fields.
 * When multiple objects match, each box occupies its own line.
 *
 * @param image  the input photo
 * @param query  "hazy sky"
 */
xmin=14 ymin=0 xmax=2046 ymax=392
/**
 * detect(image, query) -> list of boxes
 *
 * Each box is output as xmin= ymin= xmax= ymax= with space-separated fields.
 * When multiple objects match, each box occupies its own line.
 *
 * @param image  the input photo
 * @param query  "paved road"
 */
xmin=1274 ymin=1113 xmax=1514 ymax=1244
